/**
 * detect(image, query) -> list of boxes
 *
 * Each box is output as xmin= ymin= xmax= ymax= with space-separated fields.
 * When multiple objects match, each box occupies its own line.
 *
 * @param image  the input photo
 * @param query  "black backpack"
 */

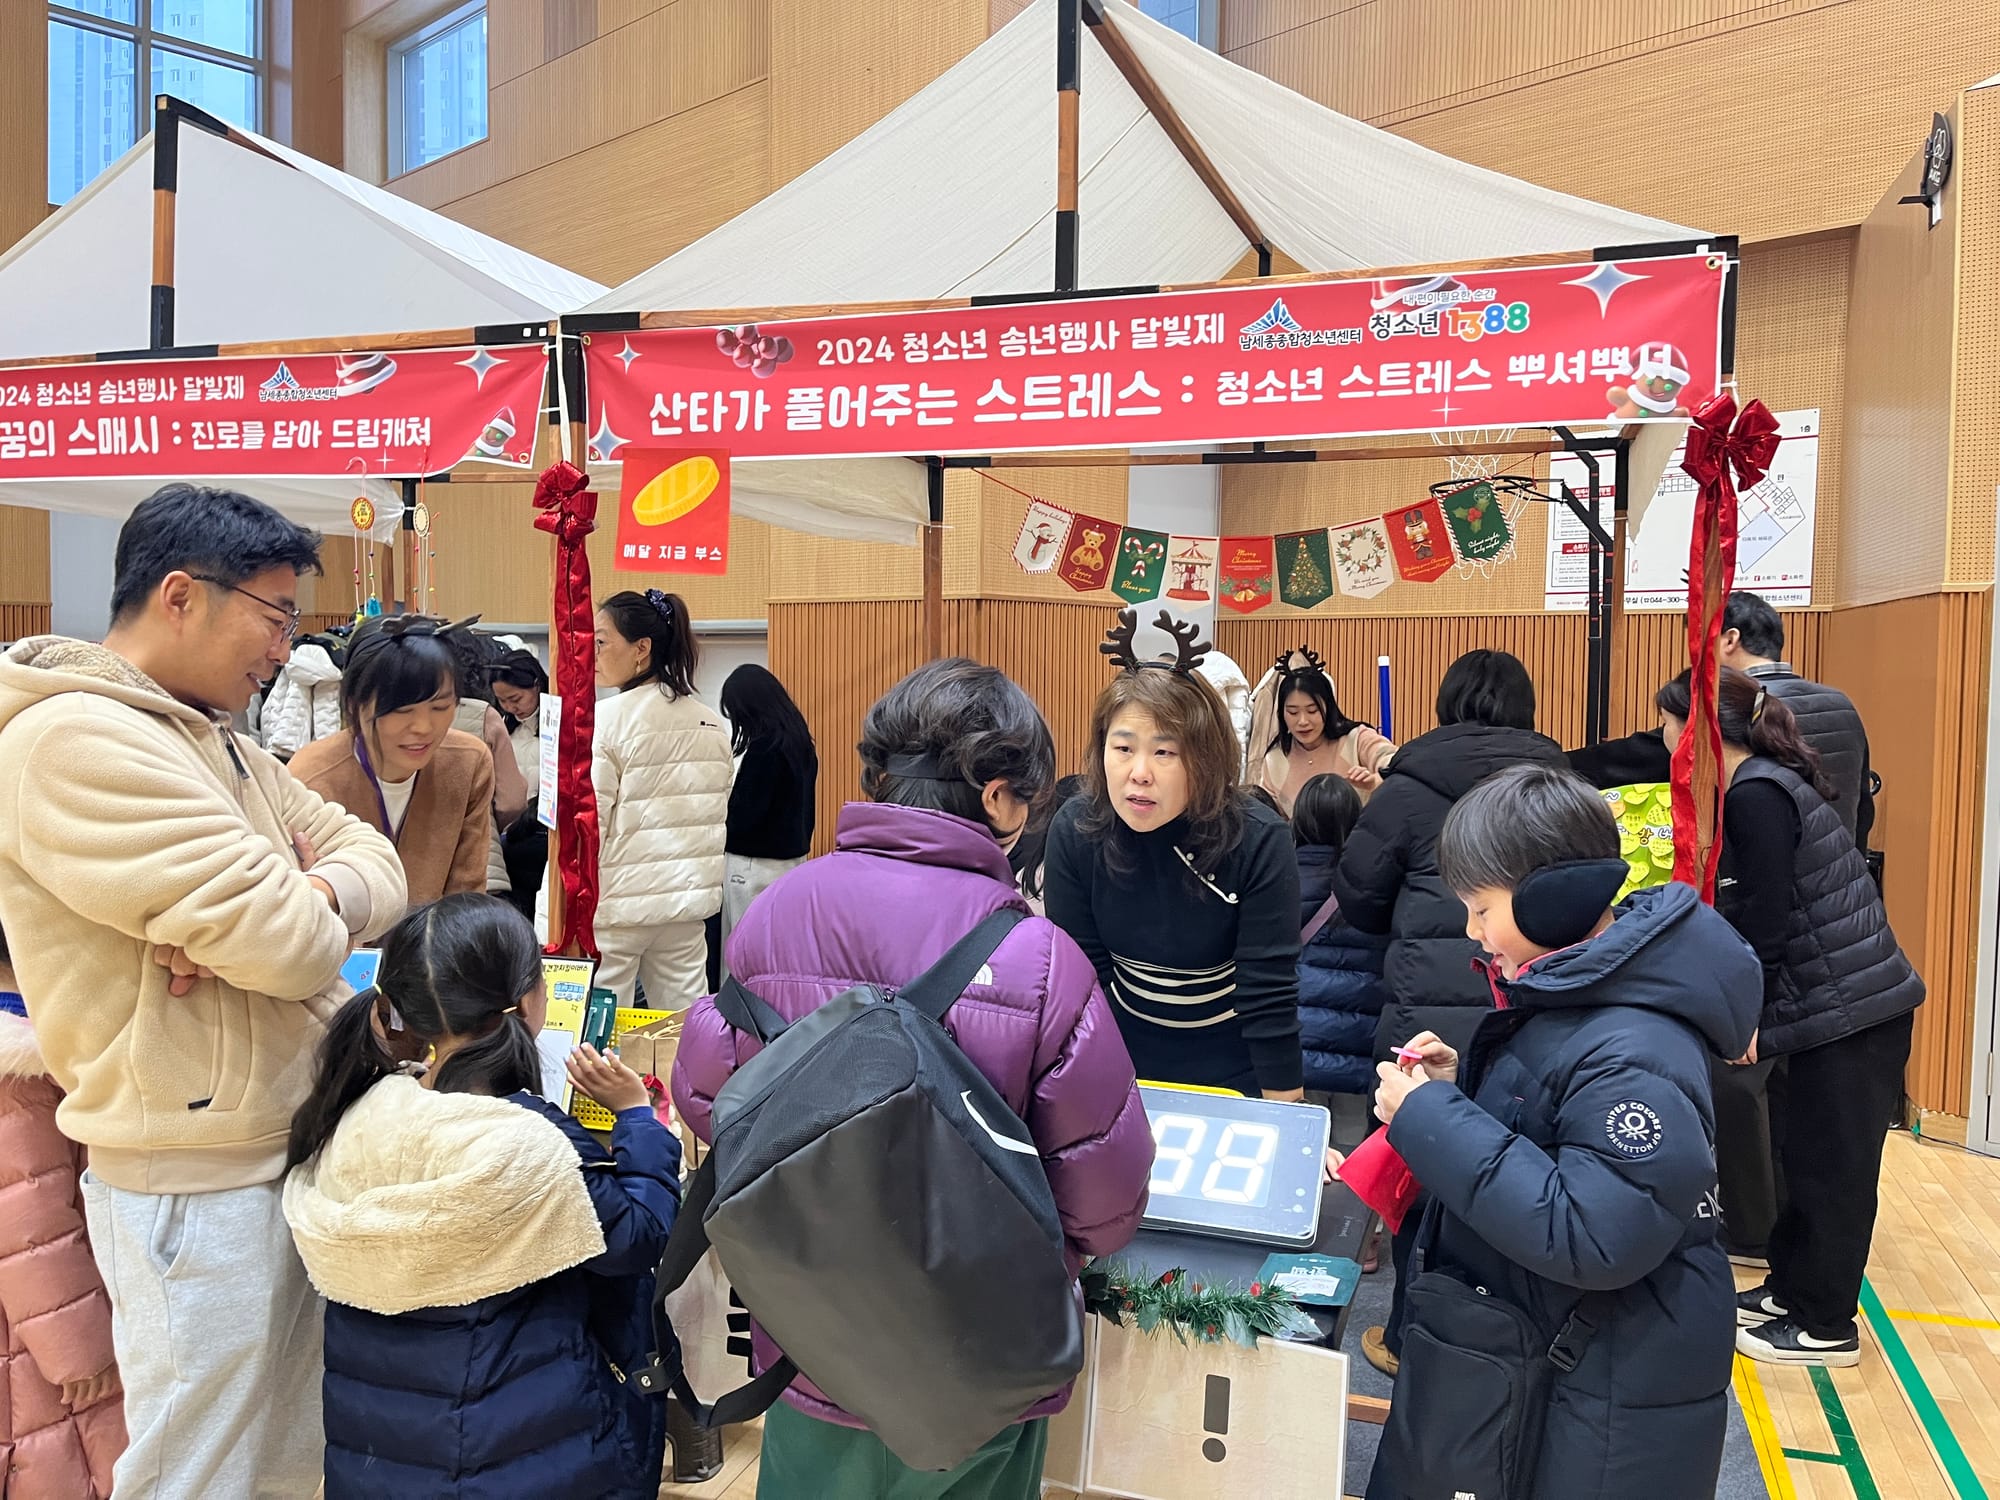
xmin=637 ymin=909 xmax=1084 ymax=1471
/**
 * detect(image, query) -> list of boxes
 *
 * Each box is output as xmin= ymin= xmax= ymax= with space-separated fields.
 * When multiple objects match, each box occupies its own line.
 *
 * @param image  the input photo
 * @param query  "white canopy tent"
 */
xmin=580 ymin=0 xmax=1704 ymax=543
xmin=0 ymin=119 xmax=604 ymax=536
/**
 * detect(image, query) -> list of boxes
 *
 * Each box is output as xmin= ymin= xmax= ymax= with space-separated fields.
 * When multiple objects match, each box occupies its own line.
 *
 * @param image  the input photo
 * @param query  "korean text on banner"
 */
xmin=616 ymin=448 xmax=731 ymax=574
xmin=0 ymin=345 xmax=549 ymax=480
xmin=581 ymin=256 xmax=1727 ymax=462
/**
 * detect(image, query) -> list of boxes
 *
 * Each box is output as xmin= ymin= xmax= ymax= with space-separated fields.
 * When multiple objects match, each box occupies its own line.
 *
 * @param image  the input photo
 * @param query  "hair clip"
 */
xmin=1100 ymin=608 xmax=1210 ymax=676
xmin=1750 ymin=688 xmax=1767 ymax=724
xmin=644 ymin=588 xmax=674 ymax=622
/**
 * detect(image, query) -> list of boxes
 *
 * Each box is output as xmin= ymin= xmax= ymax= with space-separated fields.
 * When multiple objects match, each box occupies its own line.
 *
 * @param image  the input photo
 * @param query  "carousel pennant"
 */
xmin=1165 ymin=536 xmax=1218 ymax=604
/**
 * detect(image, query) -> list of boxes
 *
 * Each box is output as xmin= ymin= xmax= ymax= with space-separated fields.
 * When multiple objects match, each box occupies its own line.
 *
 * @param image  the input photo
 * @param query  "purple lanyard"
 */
xmin=353 ymin=733 xmax=418 ymax=841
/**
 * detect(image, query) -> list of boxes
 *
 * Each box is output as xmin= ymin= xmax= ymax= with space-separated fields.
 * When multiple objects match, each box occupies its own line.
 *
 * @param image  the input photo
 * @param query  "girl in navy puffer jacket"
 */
xmin=1294 ymin=774 xmax=1390 ymax=1096
xmin=284 ymin=896 xmax=680 ymax=1500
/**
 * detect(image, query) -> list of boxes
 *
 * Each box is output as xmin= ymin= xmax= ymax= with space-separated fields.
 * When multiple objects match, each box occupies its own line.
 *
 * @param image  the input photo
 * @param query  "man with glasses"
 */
xmin=0 ymin=483 xmax=407 ymax=1498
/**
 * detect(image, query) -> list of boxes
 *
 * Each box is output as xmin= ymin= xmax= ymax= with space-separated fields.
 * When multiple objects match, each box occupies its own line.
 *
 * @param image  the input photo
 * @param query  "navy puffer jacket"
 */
xmin=284 ymin=1076 xmax=680 ymax=1500
xmin=1376 ymin=883 xmax=1761 ymax=1500
xmin=1295 ymin=845 xmax=1389 ymax=1095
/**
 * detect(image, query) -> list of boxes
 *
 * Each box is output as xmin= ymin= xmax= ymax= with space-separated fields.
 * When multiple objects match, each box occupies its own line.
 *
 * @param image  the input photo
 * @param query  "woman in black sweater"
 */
xmin=1045 ymin=613 xmax=1304 ymax=1099
xmin=1658 ymin=667 xmax=1922 ymax=1369
xmin=719 ymin=666 xmax=819 ymax=964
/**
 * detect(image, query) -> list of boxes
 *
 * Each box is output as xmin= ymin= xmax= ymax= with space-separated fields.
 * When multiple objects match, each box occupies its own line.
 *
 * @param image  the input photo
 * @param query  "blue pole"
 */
xmin=1377 ymin=655 xmax=1393 ymax=741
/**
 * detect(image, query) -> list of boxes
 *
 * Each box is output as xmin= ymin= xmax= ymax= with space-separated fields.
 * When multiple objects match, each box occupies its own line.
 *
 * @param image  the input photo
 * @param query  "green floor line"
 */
xmin=1808 ymin=1365 xmax=1881 ymax=1500
xmin=1783 ymin=1447 xmax=1849 ymax=1465
xmin=1861 ymin=1277 xmax=1992 ymax=1500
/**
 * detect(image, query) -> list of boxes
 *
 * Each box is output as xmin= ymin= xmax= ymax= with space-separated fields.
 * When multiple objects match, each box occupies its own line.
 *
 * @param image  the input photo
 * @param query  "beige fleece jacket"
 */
xmin=0 ymin=638 xmax=408 ymax=1194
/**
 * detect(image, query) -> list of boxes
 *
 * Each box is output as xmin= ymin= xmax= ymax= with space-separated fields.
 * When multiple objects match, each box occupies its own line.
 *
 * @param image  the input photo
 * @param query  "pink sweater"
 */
xmin=0 ymin=1011 xmax=125 ymax=1499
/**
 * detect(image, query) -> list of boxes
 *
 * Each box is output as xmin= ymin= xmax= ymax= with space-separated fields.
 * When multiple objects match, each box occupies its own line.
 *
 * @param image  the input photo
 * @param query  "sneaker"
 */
xmin=1362 ymin=1325 xmax=1400 ymax=1378
xmin=1737 ymin=1283 xmax=1790 ymax=1327
xmin=1737 ymin=1314 xmax=1861 ymax=1368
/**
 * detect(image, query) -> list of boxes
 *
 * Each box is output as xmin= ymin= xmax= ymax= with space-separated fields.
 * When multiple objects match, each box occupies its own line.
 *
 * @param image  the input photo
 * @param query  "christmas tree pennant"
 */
xmin=1218 ymin=534 xmax=1275 ymax=614
xmin=1012 ymin=500 xmax=1074 ymax=574
xmin=1384 ymin=497 xmax=1456 ymax=584
xmin=1056 ymin=513 xmax=1123 ymax=593
xmin=1277 ymin=528 xmax=1334 ymax=609
xmin=1331 ymin=518 xmax=1395 ymax=599
xmin=1112 ymin=527 xmax=1169 ymax=604
xmin=1439 ymin=480 xmax=1515 ymax=564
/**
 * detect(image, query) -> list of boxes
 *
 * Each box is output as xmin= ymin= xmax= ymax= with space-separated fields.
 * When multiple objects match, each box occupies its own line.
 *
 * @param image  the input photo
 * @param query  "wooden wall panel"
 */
xmin=1823 ymin=590 xmax=1991 ymax=1115
xmin=1842 ymin=131 xmax=1958 ymax=605
xmin=0 ymin=604 xmax=53 ymax=642
xmin=768 ymin=0 xmax=988 ymax=187
xmin=973 ymin=463 xmax=1131 ymax=602
xmin=412 ymin=84 xmax=773 ymax=284
xmin=1 ymin=1 xmax=52 ymax=604
xmin=0 ymin=507 xmax=52 ymax=609
xmin=1224 ymin=0 xmax=2000 ymax=244
xmin=1949 ymin=86 xmax=2000 ymax=591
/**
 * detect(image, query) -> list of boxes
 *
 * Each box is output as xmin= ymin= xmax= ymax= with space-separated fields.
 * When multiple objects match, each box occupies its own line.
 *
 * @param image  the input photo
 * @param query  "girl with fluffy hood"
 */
xmin=284 ymin=895 xmax=680 ymax=1499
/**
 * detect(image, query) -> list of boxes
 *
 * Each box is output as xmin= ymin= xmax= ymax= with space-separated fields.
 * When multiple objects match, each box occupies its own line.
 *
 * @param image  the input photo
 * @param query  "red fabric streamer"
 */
xmin=1335 ymin=1129 xmax=1421 ymax=1235
xmin=1671 ymin=395 xmax=1781 ymax=901
xmin=533 ymin=460 xmax=602 ymax=959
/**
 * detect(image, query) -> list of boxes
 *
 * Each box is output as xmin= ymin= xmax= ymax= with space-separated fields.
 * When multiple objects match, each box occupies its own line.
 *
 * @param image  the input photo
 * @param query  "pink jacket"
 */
xmin=0 ymin=1011 xmax=125 ymax=1499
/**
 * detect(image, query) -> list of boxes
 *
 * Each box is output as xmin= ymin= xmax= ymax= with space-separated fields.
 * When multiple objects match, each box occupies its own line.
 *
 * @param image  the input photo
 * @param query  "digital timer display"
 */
xmin=1136 ymin=1086 xmax=1332 ymax=1246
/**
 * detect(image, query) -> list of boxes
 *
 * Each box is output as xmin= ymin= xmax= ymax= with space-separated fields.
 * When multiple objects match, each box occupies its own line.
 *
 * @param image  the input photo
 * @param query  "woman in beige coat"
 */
xmin=0 ymin=928 xmax=125 ymax=1500
xmin=591 ymin=590 xmax=732 ymax=1010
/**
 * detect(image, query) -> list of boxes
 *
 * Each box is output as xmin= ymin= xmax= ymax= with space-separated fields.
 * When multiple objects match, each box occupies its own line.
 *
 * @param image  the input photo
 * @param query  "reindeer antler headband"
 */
xmin=1100 ymin=608 xmax=1211 ymax=676
xmin=1274 ymin=643 xmax=1327 ymax=677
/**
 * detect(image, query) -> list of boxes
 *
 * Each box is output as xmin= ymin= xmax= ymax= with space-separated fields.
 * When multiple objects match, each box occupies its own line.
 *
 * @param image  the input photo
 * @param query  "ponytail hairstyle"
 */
xmin=286 ymin=894 xmax=545 ymax=1168
xmin=599 ymin=589 xmax=698 ymax=697
xmin=1656 ymin=666 xmax=1835 ymax=802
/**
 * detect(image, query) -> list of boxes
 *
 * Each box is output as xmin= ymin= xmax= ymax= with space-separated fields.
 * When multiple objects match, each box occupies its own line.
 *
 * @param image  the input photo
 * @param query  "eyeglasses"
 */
xmin=190 ymin=575 xmax=302 ymax=642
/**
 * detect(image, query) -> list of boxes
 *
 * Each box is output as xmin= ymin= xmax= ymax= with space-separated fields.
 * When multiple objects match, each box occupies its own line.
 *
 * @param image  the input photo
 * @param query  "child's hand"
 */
xmin=1397 ymin=1031 xmax=1459 ymax=1083
xmin=1343 ymin=765 xmax=1383 ymax=793
xmin=152 ymin=944 xmax=215 ymax=997
xmin=566 ymin=1045 xmax=650 ymax=1113
xmin=1374 ymin=1060 xmax=1431 ymax=1126
xmin=61 ymin=1363 xmax=117 ymax=1410
xmin=1321 ymin=1148 xmax=1346 ymax=1183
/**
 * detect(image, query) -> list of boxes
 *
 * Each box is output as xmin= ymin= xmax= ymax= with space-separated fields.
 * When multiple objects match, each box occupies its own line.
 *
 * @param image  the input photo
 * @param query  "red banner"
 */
xmin=0 ymin=343 xmax=548 ymax=480
xmin=583 ymin=254 xmax=1726 ymax=461
xmin=615 ymin=448 xmax=731 ymax=574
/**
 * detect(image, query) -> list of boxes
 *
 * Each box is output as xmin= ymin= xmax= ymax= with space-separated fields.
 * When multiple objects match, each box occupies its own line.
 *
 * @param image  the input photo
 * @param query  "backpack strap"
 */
xmin=637 ymin=1153 xmax=801 ymax=1425
xmin=712 ymin=977 xmax=790 ymax=1046
xmin=896 ymin=908 xmax=1026 ymax=1024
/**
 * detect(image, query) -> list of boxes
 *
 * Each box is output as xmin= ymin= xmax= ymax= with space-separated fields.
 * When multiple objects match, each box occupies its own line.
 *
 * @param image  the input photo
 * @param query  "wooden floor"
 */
xmin=660 ymin=1130 xmax=2000 ymax=1500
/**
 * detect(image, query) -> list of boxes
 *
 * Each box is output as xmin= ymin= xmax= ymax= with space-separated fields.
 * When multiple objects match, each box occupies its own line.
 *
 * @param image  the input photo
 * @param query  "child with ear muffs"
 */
xmin=1352 ymin=764 xmax=1760 ymax=1500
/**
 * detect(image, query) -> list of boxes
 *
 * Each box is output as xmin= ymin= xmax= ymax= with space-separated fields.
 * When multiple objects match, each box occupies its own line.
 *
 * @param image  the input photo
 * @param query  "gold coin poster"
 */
xmin=616 ymin=447 xmax=732 ymax=574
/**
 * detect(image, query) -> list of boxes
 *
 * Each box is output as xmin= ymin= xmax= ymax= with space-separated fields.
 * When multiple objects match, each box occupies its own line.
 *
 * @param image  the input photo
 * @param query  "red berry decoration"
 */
xmin=775 ymin=338 xmax=796 ymax=364
xmin=732 ymin=346 xmax=756 ymax=369
xmin=1204 ymin=1323 xmax=1219 ymax=1339
xmin=1250 ymin=1282 xmax=1263 ymax=1297
xmin=715 ymin=328 xmax=739 ymax=356
xmin=752 ymin=358 xmax=778 ymax=378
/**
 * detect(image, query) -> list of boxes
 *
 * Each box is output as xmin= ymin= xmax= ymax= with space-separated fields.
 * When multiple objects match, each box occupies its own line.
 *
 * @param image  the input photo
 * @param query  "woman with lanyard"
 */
xmin=1045 ymin=610 xmax=1304 ymax=1100
xmin=1250 ymin=646 xmax=1397 ymax=815
xmin=289 ymin=617 xmax=495 ymax=905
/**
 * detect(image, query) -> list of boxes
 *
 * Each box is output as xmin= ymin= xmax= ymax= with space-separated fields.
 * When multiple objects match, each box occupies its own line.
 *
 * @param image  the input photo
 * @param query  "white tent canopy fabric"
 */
xmin=586 ymin=0 xmax=1701 ymax=313
xmin=0 ymin=121 xmax=605 ymax=534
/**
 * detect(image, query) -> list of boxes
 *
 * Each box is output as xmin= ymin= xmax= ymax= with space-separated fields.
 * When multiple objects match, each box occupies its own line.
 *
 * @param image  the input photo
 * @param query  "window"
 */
xmin=48 ymin=2 xmax=262 ymax=206
xmin=1137 ymin=0 xmax=1216 ymax=47
xmin=390 ymin=3 xmax=488 ymax=177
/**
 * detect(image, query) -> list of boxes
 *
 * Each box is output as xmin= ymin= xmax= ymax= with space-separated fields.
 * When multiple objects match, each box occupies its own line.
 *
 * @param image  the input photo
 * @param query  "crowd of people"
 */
xmin=0 ymin=482 xmax=1925 ymax=1500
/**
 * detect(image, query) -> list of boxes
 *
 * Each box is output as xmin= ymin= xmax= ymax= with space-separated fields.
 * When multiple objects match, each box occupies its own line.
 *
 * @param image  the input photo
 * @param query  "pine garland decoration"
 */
xmin=1080 ymin=1262 xmax=1322 ymax=1348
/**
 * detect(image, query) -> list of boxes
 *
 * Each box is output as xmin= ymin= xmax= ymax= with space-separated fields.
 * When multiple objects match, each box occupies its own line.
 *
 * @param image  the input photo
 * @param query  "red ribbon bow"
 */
xmin=1671 ymin=394 xmax=1778 ymax=900
xmin=533 ymin=460 xmax=602 ymax=959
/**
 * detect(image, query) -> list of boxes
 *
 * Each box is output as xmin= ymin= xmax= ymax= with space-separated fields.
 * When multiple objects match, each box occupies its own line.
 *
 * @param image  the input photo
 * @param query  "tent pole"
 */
xmin=401 ymin=479 xmax=420 ymax=614
xmin=150 ymin=96 xmax=178 ymax=349
xmin=1055 ymin=0 xmax=1081 ymax=292
xmin=922 ymin=458 xmax=946 ymax=661
xmin=1608 ymin=436 xmax=1631 ymax=735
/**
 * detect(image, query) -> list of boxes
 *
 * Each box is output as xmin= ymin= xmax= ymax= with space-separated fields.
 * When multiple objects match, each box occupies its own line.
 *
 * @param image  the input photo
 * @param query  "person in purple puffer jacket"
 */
xmin=674 ymin=657 xmax=1153 ymax=1500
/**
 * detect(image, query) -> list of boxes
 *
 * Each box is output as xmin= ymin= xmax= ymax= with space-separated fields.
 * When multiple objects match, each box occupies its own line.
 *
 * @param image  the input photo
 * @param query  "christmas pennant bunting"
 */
xmin=1112 ymin=527 xmax=1170 ymax=604
xmin=1277 ymin=528 xmax=1334 ymax=609
xmin=1218 ymin=535 xmax=1275 ymax=614
xmin=1057 ymin=513 xmax=1122 ymax=593
xmin=1439 ymin=480 xmax=1515 ymax=564
xmin=1331 ymin=518 xmax=1395 ymax=599
xmin=1385 ymin=497 xmax=1455 ymax=584
xmin=1165 ymin=536 xmax=1218 ymax=603
xmin=1013 ymin=500 xmax=1074 ymax=573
